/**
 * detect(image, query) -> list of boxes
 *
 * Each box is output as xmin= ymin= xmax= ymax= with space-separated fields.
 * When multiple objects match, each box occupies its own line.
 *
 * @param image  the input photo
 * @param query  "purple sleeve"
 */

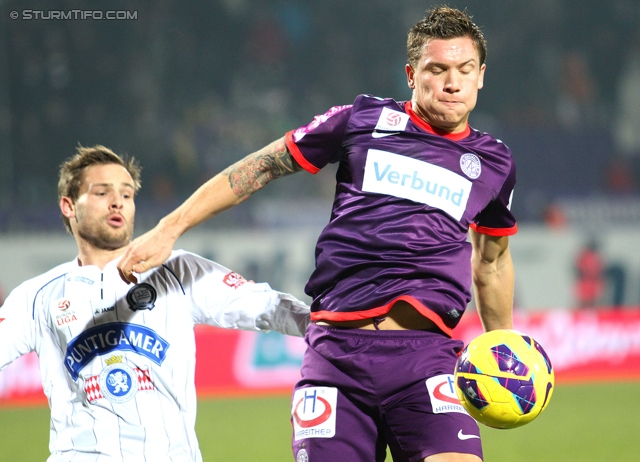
xmin=285 ymin=105 xmax=353 ymax=174
xmin=471 ymin=159 xmax=518 ymax=236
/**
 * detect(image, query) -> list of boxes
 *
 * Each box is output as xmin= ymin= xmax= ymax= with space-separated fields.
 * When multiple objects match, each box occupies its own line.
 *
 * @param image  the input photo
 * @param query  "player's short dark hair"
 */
xmin=58 ymin=145 xmax=141 ymax=234
xmin=407 ymin=6 xmax=487 ymax=68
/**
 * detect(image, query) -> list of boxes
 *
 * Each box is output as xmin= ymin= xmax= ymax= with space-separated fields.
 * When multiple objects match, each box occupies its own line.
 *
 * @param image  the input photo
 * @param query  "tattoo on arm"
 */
xmin=224 ymin=138 xmax=303 ymax=199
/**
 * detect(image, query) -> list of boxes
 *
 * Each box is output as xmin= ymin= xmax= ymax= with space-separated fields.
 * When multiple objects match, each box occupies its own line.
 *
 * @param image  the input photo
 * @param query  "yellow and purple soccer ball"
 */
xmin=454 ymin=329 xmax=554 ymax=429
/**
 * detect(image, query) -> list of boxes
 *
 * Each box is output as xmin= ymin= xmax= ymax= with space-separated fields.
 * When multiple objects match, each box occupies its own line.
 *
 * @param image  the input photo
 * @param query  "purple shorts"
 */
xmin=291 ymin=324 xmax=483 ymax=462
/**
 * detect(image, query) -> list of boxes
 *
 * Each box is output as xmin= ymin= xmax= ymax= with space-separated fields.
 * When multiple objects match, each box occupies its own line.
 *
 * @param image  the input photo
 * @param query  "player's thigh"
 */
xmin=383 ymin=377 xmax=482 ymax=461
xmin=423 ymin=452 xmax=482 ymax=462
xmin=291 ymin=385 xmax=387 ymax=462
xmin=384 ymin=410 xmax=482 ymax=462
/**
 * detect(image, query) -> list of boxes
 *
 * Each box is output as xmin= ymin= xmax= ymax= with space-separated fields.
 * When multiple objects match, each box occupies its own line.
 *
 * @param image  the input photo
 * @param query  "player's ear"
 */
xmin=60 ymin=196 xmax=76 ymax=219
xmin=405 ymin=64 xmax=415 ymax=90
xmin=477 ymin=63 xmax=486 ymax=90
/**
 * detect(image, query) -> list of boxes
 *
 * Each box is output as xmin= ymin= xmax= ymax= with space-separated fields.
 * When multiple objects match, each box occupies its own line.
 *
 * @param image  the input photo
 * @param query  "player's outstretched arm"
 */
xmin=118 ymin=137 xmax=302 ymax=283
xmin=469 ymin=228 xmax=514 ymax=332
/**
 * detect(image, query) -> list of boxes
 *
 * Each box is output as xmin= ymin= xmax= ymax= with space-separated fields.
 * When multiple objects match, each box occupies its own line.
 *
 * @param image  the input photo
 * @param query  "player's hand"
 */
xmin=117 ymin=225 xmax=176 ymax=284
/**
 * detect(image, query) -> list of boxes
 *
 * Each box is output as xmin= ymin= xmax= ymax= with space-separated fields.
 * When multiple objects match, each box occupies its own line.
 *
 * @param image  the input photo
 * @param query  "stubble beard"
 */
xmin=76 ymin=219 xmax=133 ymax=251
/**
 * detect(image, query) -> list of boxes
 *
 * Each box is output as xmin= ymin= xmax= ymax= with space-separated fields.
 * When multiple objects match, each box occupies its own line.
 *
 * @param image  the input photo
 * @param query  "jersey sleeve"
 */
xmin=284 ymin=104 xmax=353 ymax=173
xmin=0 ymin=283 xmax=37 ymax=370
xmin=470 ymin=158 xmax=518 ymax=236
xmin=167 ymin=251 xmax=310 ymax=337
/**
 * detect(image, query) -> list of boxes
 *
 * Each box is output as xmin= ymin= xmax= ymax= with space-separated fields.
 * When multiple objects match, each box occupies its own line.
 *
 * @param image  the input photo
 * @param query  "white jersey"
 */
xmin=0 ymin=249 xmax=310 ymax=462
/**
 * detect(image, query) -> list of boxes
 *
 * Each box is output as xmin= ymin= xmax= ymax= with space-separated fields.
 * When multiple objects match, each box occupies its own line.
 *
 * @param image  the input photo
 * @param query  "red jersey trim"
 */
xmin=404 ymin=101 xmax=471 ymax=141
xmin=284 ymin=131 xmax=320 ymax=174
xmin=310 ymin=295 xmax=454 ymax=337
xmin=470 ymin=222 xmax=518 ymax=236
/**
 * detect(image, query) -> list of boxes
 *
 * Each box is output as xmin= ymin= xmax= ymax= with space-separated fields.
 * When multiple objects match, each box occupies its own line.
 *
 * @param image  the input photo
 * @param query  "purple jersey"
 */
xmin=285 ymin=95 xmax=517 ymax=336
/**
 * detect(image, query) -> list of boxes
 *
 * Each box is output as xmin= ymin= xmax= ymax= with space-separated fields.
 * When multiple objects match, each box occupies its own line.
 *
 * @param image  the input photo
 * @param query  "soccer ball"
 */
xmin=454 ymin=329 xmax=554 ymax=429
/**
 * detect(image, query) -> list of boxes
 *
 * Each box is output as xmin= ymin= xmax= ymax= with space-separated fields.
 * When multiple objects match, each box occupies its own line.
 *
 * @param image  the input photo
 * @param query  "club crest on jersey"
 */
xmin=375 ymin=107 xmax=409 ymax=132
xmin=460 ymin=153 xmax=482 ymax=179
xmin=126 ymin=283 xmax=156 ymax=311
xmin=84 ymin=356 xmax=155 ymax=404
xmin=292 ymin=387 xmax=337 ymax=441
xmin=98 ymin=361 xmax=139 ymax=403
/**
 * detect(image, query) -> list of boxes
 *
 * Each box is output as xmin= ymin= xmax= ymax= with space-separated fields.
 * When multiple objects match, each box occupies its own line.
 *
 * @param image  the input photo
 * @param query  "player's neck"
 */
xmin=405 ymin=101 xmax=471 ymax=140
xmin=75 ymin=241 xmax=127 ymax=270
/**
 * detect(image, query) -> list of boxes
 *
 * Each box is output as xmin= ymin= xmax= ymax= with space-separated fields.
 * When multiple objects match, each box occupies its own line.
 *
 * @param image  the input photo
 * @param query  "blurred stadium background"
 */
xmin=1 ymin=0 xmax=640 ymax=460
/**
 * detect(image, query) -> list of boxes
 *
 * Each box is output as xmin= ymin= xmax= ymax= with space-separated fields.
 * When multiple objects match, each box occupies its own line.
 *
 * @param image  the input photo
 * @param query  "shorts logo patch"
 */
xmin=296 ymin=448 xmax=309 ymax=462
xmin=292 ymin=387 xmax=337 ymax=441
xmin=426 ymin=374 xmax=469 ymax=414
xmin=458 ymin=429 xmax=480 ymax=440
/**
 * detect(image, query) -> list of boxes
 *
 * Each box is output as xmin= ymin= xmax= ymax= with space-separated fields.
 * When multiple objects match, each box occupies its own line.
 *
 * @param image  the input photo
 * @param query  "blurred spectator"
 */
xmin=556 ymin=51 xmax=599 ymax=130
xmin=604 ymin=156 xmax=638 ymax=194
xmin=2 ymin=0 xmax=640 ymax=230
xmin=573 ymin=240 xmax=605 ymax=308
xmin=543 ymin=203 xmax=568 ymax=230
xmin=613 ymin=32 xmax=640 ymax=179
xmin=604 ymin=263 xmax=626 ymax=309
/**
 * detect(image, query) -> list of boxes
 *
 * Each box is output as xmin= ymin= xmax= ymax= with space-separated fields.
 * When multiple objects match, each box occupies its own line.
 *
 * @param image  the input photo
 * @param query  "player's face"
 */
xmin=406 ymin=36 xmax=485 ymax=133
xmin=65 ymin=163 xmax=136 ymax=251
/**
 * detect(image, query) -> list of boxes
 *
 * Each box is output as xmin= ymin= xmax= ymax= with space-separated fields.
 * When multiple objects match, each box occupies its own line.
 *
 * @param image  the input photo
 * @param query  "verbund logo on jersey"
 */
xmin=65 ymin=322 xmax=169 ymax=380
xmin=362 ymin=150 xmax=471 ymax=221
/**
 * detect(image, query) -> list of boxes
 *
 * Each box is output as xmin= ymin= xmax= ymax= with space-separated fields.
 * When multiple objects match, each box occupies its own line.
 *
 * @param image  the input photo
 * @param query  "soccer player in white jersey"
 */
xmin=119 ymin=7 xmax=517 ymax=462
xmin=0 ymin=145 xmax=310 ymax=462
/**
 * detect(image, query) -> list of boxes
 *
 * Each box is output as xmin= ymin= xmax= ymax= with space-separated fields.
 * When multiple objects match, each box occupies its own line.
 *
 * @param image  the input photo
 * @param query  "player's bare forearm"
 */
xmin=225 ymin=137 xmax=303 ymax=200
xmin=117 ymin=137 xmax=301 ymax=283
xmin=470 ymin=230 xmax=514 ymax=332
xmin=159 ymin=137 xmax=300 ymax=236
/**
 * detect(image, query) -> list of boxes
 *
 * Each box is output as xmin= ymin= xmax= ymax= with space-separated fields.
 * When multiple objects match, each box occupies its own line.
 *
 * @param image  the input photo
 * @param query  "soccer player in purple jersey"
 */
xmin=119 ymin=7 xmax=516 ymax=462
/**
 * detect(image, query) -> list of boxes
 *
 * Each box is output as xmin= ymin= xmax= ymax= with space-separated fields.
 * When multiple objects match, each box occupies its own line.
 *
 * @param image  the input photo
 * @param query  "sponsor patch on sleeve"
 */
xmin=223 ymin=272 xmax=247 ymax=289
xmin=293 ymin=105 xmax=352 ymax=142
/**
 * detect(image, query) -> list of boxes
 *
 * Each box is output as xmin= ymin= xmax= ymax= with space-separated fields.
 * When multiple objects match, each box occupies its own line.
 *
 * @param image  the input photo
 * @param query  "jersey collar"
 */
xmin=404 ymin=101 xmax=471 ymax=141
